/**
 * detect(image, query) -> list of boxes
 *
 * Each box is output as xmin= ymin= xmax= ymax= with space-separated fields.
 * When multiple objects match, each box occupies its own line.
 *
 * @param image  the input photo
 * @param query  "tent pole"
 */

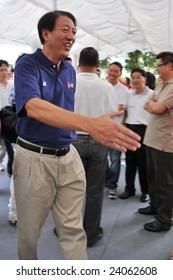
xmin=52 ymin=0 xmax=57 ymax=10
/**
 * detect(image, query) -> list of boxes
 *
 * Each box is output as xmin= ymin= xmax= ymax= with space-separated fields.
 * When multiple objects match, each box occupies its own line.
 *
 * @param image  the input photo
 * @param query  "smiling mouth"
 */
xmin=65 ymin=43 xmax=72 ymax=50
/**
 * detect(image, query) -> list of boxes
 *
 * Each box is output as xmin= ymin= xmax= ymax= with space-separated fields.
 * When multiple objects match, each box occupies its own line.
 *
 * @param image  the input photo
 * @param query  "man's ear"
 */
xmin=42 ymin=29 xmax=49 ymax=42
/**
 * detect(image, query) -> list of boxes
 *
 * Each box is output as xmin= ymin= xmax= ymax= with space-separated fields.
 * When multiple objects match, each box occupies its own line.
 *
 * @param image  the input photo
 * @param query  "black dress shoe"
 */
xmin=144 ymin=220 xmax=171 ymax=232
xmin=8 ymin=220 xmax=17 ymax=226
xmin=119 ymin=190 xmax=135 ymax=199
xmin=140 ymin=193 xmax=149 ymax=202
xmin=53 ymin=227 xmax=58 ymax=237
xmin=138 ymin=206 xmax=157 ymax=215
xmin=98 ymin=227 xmax=103 ymax=240
xmin=87 ymin=227 xmax=103 ymax=247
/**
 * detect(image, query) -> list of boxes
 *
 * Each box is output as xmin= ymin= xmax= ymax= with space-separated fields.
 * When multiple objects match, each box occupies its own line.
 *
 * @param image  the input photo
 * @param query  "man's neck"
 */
xmin=0 ymin=79 xmax=7 ymax=86
xmin=109 ymin=80 xmax=119 ymax=86
xmin=41 ymin=48 xmax=62 ymax=68
xmin=135 ymin=86 xmax=145 ymax=94
xmin=79 ymin=66 xmax=97 ymax=73
xmin=162 ymin=72 xmax=173 ymax=83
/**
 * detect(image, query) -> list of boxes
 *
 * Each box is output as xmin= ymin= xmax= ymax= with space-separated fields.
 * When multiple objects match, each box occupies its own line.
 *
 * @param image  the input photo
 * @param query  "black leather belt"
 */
xmin=77 ymin=134 xmax=92 ymax=139
xmin=17 ymin=138 xmax=70 ymax=157
xmin=126 ymin=124 xmax=146 ymax=128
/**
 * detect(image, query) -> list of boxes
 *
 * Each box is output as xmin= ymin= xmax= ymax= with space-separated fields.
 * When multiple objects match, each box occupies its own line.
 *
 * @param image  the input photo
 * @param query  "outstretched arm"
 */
xmin=87 ymin=112 xmax=140 ymax=152
xmin=25 ymin=98 xmax=141 ymax=152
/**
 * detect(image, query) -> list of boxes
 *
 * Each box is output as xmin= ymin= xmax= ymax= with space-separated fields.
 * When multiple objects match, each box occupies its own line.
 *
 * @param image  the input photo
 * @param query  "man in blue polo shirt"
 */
xmin=13 ymin=10 xmax=141 ymax=260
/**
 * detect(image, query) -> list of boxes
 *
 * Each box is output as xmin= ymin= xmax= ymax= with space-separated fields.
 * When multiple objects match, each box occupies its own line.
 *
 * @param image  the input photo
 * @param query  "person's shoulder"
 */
xmin=146 ymin=87 xmax=154 ymax=99
xmin=16 ymin=53 xmax=34 ymax=69
xmin=66 ymin=62 xmax=76 ymax=75
xmin=99 ymin=79 xmax=113 ymax=87
xmin=127 ymin=88 xmax=135 ymax=96
xmin=98 ymin=79 xmax=115 ymax=92
xmin=76 ymin=72 xmax=86 ymax=80
xmin=117 ymin=81 xmax=129 ymax=92
xmin=147 ymin=87 xmax=154 ymax=94
xmin=63 ymin=60 xmax=74 ymax=69
xmin=167 ymin=77 xmax=173 ymax=85
xmin=118 ymin=81 xmax=128 ymax=89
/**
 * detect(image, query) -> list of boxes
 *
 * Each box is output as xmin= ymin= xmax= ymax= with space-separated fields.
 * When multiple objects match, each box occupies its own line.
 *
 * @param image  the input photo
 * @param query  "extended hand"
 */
xmin=87 ymin=112 xmax=141 ymax=152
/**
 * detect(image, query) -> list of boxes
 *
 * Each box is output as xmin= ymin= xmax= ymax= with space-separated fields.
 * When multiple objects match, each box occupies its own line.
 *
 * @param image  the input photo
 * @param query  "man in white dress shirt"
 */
xmin=119 ymin=67 xmax=153 ymax=202
xmin=73 ymin=47 xmax=121 ymax=247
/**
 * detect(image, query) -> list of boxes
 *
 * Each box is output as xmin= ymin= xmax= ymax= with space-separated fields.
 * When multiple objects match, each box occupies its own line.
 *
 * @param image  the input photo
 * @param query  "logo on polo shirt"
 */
xmin=67 ymin=81 xmax=74 ymax=89
xmin=43 ymin=81 xmax=46 ymax=86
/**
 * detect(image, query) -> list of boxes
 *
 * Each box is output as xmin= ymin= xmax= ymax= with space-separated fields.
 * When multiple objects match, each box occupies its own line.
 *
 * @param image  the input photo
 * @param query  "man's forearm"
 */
xmin=144 ymin=99 xmax=167 ymax=114
xmin=25 ymin=98 xmax=141 ymax=152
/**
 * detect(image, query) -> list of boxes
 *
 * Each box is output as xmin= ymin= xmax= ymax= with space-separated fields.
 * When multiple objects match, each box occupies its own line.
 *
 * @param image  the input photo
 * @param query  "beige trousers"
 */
xmin=13 ymin=142 xmax=87 ymax=260
xmin=8 ymin=175 xmax=17 ymax=222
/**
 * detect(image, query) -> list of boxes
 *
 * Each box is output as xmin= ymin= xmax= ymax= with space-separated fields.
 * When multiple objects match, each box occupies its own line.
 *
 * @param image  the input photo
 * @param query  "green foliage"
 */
xmin=99 ymin=50 xmax=157 ymax=75
xmin=142 ymin=51 xmax=157 ymax=72
xmin=125 ymin=50 xmax=143 ymax=72
xmin=99 ymin=57 xmax=112 ymax=69
xmin=125 ymin=50 xmax=156 ymax=72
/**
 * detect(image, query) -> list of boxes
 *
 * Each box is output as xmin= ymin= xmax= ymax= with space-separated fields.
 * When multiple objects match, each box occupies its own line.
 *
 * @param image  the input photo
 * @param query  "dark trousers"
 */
xmin=73 ymin=135 xmax=108 ymax=244
xmin=125 ymin=124 xmax=148 ymax=194
xmin=4 ymin=139 xmax=14 ymax=176
xmin=146 ymin=146 xmax=173 ymax=225
xmin=105 ymin=148 xmax=121 ymax=189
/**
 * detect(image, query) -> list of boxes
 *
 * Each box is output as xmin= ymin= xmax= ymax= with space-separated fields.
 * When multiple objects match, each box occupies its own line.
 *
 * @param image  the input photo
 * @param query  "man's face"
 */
xmin=0 ymin=64 xmax=8 ymax=83
xmin=42 ymin=15 xmax=77 ymax=60
xmin=107 ymin=64 xmax=122 ymax=85
xmin=131 ymin=71 xmax=146 ymax=90
xmin=156 ymin=59 xmax=169 ymax=81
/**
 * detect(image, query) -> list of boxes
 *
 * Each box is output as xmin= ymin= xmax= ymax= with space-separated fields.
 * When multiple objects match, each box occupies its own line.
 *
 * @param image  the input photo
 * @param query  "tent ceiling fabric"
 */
xmin=0 ymin=0 xmax=172 ymax=59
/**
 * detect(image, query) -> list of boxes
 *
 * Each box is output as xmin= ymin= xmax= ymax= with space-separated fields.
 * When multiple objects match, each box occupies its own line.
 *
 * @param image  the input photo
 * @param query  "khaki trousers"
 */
xmin=13 ymin=142 xmax=87 ymax=260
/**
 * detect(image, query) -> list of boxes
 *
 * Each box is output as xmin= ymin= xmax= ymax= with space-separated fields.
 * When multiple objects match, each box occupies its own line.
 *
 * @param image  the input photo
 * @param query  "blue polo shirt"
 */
xmin=14 ymin=49 xmax=76 ymax=149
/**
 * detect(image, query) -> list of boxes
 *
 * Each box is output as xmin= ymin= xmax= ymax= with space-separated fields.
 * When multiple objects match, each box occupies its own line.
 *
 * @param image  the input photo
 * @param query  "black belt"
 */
xmin=126 ymin=124 xmax=146 ymax=128
xmin=17 ymin=138 xmax=70 ymax=157
xmin=77 ymin=134 xmax=92 ymax=139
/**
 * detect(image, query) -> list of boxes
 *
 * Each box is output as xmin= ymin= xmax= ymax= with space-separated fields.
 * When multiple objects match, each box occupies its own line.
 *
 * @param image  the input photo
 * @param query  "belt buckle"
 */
xmin=55 ymin=147 xmax=68 ymax=157
xmin=55 ymin=148 xmax=61 ymax=156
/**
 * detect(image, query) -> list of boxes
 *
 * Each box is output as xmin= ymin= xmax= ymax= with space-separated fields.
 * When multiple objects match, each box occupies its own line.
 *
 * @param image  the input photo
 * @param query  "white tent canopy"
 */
xmin=0 ymin=0 xmax=173 ymax=60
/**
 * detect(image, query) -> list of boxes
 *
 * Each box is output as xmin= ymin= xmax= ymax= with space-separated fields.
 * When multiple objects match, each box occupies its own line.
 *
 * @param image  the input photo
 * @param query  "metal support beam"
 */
xmin=52 ymin=0 xmax=57 ymax=10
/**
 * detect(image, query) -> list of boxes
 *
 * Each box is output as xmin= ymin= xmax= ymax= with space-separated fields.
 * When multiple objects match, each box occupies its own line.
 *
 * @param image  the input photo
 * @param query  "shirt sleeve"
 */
xmin=158 ymin=87 xmax=173 ymax=109
xmin=14 ymin=58 xmax=41 ymax=117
